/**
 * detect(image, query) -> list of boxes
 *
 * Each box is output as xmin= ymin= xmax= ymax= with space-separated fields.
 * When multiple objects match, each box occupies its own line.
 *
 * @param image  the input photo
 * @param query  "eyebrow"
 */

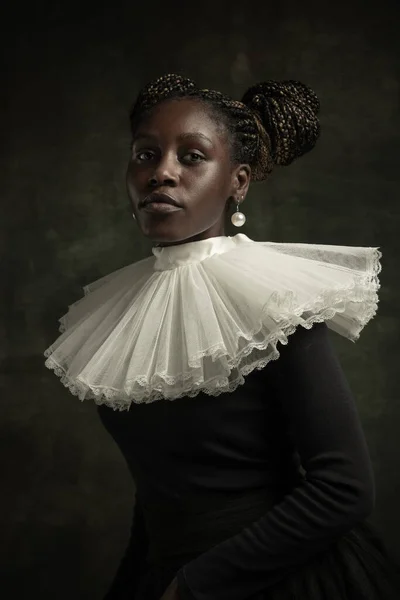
xmin=133 ymin=132 xmax=214 ymax=146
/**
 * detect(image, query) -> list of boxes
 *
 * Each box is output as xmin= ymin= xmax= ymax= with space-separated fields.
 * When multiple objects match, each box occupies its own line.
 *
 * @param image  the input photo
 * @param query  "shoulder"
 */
xmin=278 ymin=321 xmax=330 ymax=360
xmin=264 ymin=321 xmax=332 ymax=387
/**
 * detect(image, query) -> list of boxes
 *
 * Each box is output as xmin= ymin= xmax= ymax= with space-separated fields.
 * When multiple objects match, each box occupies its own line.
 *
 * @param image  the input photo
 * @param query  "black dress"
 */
xmin=97 ymin=321 xmax=400 ymax=600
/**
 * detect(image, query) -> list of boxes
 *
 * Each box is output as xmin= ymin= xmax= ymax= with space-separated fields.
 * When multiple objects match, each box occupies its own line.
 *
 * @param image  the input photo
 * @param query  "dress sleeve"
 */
xmin=103 ymin=496 xmax=149 ymax=599
xmin=175 ymin=321 xmax=376 ymax=600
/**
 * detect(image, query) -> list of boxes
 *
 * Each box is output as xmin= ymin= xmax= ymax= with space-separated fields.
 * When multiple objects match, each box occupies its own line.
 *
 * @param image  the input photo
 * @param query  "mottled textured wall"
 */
xmin=2 ymin=0 xmax=399 ymax=597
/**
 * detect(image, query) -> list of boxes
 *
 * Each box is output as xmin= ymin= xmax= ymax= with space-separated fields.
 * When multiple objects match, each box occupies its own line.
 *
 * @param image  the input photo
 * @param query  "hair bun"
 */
xmin=241 ymin=80 xmax=321 ymax=167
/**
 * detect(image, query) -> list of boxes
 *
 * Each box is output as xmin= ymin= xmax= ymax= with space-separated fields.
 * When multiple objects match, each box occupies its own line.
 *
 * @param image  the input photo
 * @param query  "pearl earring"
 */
xmin=231 ymin=196 xmax=246 ymax=227
xmin=132 ymin=213 xmax=136 ymax=220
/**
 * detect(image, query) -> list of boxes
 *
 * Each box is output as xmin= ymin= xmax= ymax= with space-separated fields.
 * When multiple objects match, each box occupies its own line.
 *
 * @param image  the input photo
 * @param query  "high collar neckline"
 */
xmin=151 ymin=234 xmax=251 ymax=271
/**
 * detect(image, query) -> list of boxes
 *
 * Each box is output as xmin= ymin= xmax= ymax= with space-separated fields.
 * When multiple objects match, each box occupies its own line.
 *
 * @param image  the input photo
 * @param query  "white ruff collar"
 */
xmin=44 ymin=233 xmax=381 ymax=410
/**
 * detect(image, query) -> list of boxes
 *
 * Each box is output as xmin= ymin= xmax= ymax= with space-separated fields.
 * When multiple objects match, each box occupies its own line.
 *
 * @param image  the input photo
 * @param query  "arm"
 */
xmin=175 ymin=321 xmax=375 ymax=600
xmin=103 ymin=496 xmax=149 ymax=599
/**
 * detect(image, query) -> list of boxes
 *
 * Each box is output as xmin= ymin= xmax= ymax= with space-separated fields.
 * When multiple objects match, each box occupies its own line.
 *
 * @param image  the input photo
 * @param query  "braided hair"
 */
xmin=129 ymin=73 xmax=320 ymax=182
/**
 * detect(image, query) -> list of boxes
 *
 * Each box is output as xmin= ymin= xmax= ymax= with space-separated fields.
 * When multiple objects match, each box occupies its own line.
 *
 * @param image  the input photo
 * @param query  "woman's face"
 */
xmin=126 ymin=98 xmax=250 ymax=247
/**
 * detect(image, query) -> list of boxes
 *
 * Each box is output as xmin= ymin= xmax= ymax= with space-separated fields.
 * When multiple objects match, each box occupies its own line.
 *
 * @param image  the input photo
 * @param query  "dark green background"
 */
xmin=2 ymin=0 xmax=399 ymax=598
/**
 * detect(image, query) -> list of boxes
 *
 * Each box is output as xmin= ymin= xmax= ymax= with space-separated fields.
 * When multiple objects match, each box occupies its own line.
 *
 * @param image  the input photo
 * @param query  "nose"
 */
xmin=148 ymin=153 xmax=179 ymax=187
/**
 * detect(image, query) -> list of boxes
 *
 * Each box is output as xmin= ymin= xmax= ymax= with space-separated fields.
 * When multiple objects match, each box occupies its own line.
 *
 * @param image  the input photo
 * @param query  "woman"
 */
xmin=44 ymin=74 xmax=399 ymax=599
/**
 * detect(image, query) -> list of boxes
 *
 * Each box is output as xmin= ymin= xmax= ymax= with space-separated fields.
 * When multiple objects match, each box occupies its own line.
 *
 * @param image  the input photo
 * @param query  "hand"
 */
xmin=160 ymin=575 xmax=180 ymax=600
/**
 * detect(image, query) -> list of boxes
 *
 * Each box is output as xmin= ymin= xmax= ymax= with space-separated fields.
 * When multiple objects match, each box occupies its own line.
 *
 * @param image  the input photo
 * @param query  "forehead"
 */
xmin=134 ymin=98 xmax=228 ymax=144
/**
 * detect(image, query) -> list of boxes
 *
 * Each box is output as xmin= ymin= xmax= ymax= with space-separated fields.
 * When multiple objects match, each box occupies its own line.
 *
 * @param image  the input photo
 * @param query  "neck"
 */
xmin=154 ymin=228 xmax=226 ymax=249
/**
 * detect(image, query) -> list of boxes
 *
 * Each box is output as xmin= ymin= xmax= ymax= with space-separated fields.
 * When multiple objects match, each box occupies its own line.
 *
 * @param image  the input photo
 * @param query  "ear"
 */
xmin=231 ymin=163 xmax=251 ymax=200
xmin=225 ymin=164 xmax=251 ymax=213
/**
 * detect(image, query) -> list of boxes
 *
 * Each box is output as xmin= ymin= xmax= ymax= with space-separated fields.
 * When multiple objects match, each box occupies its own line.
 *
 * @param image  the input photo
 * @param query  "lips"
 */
xmin=141 ymin=192 xmax=182 ymax=208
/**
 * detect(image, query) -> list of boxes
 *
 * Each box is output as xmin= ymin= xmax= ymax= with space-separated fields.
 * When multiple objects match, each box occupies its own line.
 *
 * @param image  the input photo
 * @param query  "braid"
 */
xmin=241 ymin=80 xmax=321 ymax=169
xmin=129 ymin=74 xmax=320 ymax=181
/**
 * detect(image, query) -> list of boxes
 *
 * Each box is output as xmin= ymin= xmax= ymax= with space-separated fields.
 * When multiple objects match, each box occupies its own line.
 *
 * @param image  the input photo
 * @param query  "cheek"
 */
xmin=189 ymin=166 xmax=232 ymax=219
xmin=192 ymin=161 xmax=232 ymax=194
xmin=126 ymin=162 xmax=145 ymax=196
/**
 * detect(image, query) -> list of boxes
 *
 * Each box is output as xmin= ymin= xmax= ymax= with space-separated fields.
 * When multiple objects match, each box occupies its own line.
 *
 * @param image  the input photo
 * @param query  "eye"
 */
xmin=135 ymin=150 xmax=155 ymax=161
xmin=183 ymin=152 xmax=205 ymax=163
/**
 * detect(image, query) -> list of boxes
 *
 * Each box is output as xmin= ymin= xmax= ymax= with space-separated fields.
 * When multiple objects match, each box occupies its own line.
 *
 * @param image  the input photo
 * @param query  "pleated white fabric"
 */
xmin=43 ymin=233 xmax=382 ymax=410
